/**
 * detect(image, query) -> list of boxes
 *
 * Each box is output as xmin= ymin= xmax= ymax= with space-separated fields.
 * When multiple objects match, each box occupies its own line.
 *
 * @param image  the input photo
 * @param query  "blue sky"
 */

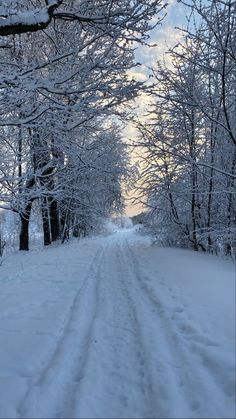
xmin=135 ymin=0 xmax=188 ymax=69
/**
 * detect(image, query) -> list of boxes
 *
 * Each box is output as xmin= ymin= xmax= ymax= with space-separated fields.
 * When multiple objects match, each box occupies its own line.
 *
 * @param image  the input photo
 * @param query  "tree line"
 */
xmin=135 ymin=0 xmax=236 ymax=256
xmin=0 ymin=0 xmax=165 ymax=250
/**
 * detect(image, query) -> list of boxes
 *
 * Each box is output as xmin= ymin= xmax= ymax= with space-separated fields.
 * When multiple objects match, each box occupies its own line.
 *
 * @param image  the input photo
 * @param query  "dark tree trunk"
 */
xmin=61 ymin=213 xmax=70 ymax=243
xmin=49 ymin=199 xmax=60 ymax=241
xmin=42 ymin=198 xmax=51 ymax=246
xmin=72 ymin=225 xmax=79 ymax=238
xmin=19 ymin=202 xmax=32 ymax=251
xmin=225 ymin=151 xmax=236 ymax=256
xmin=190 ymin=113 xmax=198 ymax=251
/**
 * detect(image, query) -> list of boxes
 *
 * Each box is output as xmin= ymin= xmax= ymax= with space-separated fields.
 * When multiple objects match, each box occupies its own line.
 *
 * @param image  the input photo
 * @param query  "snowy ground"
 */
xmin=0 ymin=226 xmax=235 ymax=418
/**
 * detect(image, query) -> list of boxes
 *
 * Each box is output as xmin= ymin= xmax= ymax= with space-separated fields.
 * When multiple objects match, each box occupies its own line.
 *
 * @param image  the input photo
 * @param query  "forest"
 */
xmin=0 ymin=0 xmax=235 ymax=257
xmin=0 ymin=3 xmax=235 ymax=417
xmin=135 ymin=0 xmax=236 ymax=257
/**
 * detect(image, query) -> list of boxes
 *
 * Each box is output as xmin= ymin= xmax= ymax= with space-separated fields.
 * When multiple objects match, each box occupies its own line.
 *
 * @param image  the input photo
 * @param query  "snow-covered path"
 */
xmin=0 ymin=228 xmax=235 ymax=418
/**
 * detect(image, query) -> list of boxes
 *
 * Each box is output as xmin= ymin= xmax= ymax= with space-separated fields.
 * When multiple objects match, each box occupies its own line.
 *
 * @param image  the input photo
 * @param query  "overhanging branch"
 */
xmin=0 ymin=0 xmax=63 ymax=36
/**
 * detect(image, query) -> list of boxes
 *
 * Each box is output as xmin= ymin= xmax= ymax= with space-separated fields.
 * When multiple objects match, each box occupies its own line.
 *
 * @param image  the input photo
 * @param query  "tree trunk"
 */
xmin=41 ymin=198 xmax=51 ymax=246
xmin=190 ymin=111 xmax=198 ymax=251
xmin=226 ymin=151 xmax=236 ymax=256
xmin=19 ymin=202 xmax=32 ymax=251
xmin=49 ymin=199 xmax=60 ymax=241
xmin=61 ymin=212 xmax=70 ymax=243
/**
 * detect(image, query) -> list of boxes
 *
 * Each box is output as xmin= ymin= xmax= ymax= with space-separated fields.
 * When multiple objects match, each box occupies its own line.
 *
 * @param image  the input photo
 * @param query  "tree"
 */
xmin=58 ymin=120 xmax=128 ymax=242
xmin=0 ymin=0 xmax=165 ymax=37
xmin=0 ymin=0 xmax=166 ymax=250
xmin=136 ymin=0 xmax=236 ymax=256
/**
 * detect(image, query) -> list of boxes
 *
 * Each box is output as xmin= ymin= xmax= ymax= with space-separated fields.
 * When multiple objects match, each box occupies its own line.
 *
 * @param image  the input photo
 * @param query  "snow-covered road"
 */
xmin=0 ymin=227 xmax=235 ymax=418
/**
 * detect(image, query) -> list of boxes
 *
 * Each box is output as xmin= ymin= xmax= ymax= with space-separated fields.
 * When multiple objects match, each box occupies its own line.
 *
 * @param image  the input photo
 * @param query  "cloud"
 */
xmin=127 ymin=67 xmax=147 ymax=82
xmin=126 ymin=1 xmax=187 ymax=120
xmin=134 ymin=0 xmax=187 ymax=73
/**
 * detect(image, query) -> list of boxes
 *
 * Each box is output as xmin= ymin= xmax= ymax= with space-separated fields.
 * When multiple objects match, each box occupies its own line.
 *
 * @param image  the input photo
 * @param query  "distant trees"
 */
xmin=0 ymin=0 xmax=166 ymax=250
xmin=137 ymin=0 xmax=236 ymax=256
xmin=56 ymin=121 xmax=128 ymax=243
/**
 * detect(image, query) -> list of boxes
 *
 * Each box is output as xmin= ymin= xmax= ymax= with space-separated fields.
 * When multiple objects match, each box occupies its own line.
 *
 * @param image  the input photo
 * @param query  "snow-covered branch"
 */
xmin=0 ymin=1 xmax=63 ymax=36
xmin=0 ymin=0 xmax=165 ymax=38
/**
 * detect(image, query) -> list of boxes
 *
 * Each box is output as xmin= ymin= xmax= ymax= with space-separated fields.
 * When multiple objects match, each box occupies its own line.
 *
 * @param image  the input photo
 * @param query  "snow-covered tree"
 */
xmin=0 ymin=0 xmax=165 ymax=37
xmin=136 ymin=0 xmax=236 ymax=256
xmin=0 ymin=0 xmax=166 ymax=249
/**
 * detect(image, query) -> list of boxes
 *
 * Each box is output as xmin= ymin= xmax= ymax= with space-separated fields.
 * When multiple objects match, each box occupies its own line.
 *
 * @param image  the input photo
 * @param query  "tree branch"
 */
xmin=0 ymin=1 xmax=63 ymax=36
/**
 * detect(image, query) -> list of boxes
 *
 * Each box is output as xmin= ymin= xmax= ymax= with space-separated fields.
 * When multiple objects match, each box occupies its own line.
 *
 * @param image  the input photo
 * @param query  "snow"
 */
xmin=0 ymin=227 xmax=235 ymax=418
xmin=0 ymin=9 xmax=50 ymax=28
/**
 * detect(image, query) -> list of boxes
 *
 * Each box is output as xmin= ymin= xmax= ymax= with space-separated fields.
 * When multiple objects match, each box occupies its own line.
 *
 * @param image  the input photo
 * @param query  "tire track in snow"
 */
xmin=17 ymin=244 xmax=106 ymax=418
xmin=114 ymin=242 xmax=171 ymax=418
xmin=55 ymin=242 xmax=110 ymax=418
xmin=124 ymin=237 xmax=234 ymax=418
xmin=70 ymin=236 xmax=168 ymax=418
xmin=14 ymin=231 xmax=234 ymax=418
xmin=114 ymin=239 xmax=184 ymax=418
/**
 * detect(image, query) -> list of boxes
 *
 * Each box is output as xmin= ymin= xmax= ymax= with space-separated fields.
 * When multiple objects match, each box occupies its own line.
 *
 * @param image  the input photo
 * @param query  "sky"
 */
xmin=124 ymin=0 xmax=188 ymax=217
xmin=136 ymin=0 xmax=187 ymax=66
